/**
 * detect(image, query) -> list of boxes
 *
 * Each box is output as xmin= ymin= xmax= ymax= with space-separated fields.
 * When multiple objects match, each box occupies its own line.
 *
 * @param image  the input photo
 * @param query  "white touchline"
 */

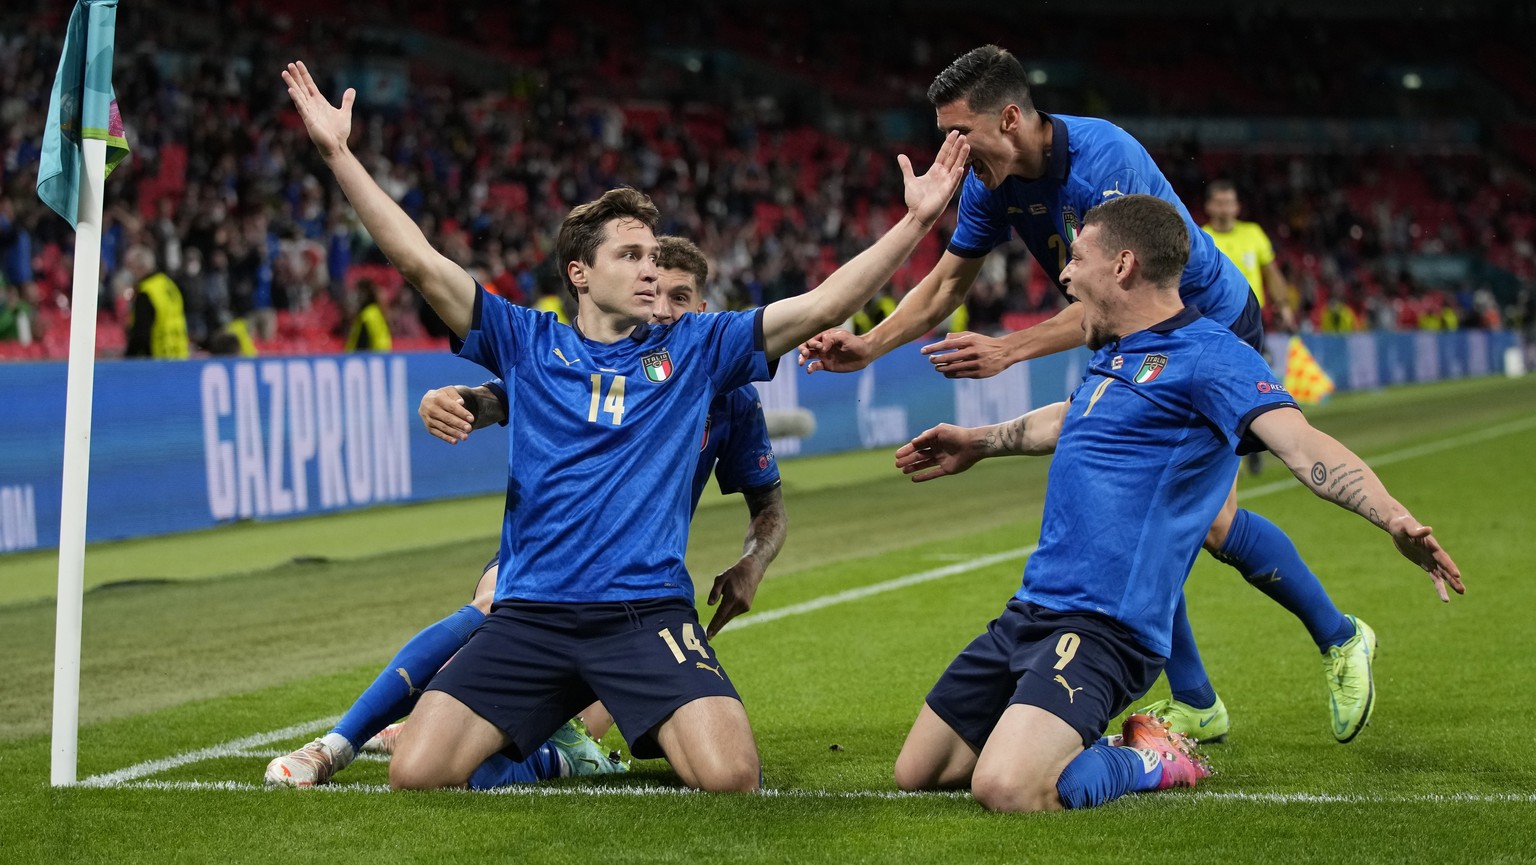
xmin=111 ymin=780 xmax=1536 ymax=804
xmin=78 ymin=413 xmax=1536 ymax=790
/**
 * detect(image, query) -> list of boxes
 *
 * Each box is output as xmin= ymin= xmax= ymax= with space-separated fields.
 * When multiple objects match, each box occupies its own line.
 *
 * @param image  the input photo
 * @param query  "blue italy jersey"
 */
xmin=948 ymin=113 xmax=1251 ymax=335
xmin=483 ymin=380 xmax=781 ymax=510
xmin=457 ymin=285 xmax=769 ymax=603
xmin=697 ymin=383 xmax=781 ymax=500
xmin=1017 ymin=307 xmax=1298 ymax=656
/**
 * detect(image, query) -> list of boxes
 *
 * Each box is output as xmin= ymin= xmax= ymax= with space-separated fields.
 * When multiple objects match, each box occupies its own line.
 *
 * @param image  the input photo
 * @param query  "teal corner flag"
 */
xmin=37 ymin=0 xmax=130 ymax=227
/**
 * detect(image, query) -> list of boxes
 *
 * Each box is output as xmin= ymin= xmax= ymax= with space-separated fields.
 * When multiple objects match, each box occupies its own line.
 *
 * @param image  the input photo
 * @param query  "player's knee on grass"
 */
xmin=679 ymin=748 xmax=761 ymax=793
xmin=970 ymin=763 xmax=1062 ymax=813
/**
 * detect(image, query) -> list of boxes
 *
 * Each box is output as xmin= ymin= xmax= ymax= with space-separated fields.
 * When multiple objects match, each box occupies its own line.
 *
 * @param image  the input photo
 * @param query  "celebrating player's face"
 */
xmin=573 ymin=218 xmax=660 ymax=320
xmin=1059 ymin=225 xmax=1121 ymax=350
xmin=935 ymin=100 xmax=1011 ymax=190
xmin=650 ymin=269 xmax=706 ymax=324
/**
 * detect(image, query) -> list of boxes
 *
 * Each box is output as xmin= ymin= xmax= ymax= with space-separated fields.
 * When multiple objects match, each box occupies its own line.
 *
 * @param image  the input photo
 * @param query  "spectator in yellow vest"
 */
xmin=345 ymin=277 xmax=393 ymax=351
xmin=1202 ymin=180 xmax=1296 ymax=332
xmin=124 ymin=245 xmax=190 ymax=359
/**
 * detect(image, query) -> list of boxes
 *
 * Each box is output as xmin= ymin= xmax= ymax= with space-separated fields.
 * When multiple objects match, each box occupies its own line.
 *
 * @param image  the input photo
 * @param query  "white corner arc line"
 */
xmin=79 ymin=411 xmax=1536 ymax=789
xmin=77 ymin=717 xmax=337 ymax=787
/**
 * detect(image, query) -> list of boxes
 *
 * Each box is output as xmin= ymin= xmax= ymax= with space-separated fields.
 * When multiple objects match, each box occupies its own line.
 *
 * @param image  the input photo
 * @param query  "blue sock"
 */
xmin=1164 ymin=594 xmax=1219 ymax=709
xmin=1056 ymin=744 xmax=1161 ymax=809
xmin=468 ymin=744 xmax=563 ymax=790
xmin=330 ymin=604 xmax=486 ymax=750
xmin=1215 ymin=510 xmax=1355 ymax=653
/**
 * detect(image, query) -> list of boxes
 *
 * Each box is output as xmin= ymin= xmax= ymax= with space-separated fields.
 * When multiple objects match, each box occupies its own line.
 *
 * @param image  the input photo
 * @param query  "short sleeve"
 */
xmin=713 ymin=386 xmax=781 ymax=495
xmin=1254 ymin=226 xmax=1276 ymax=267
xmin=947 ymin=173 xmax=1011 ymax=257
xmin=687 ymin=308 xmax=770 ymax=392
xmin=456 ymin=283 xmax=536 ymax=379
xmin=1189 ymin=337 xmax=1300 ymax=456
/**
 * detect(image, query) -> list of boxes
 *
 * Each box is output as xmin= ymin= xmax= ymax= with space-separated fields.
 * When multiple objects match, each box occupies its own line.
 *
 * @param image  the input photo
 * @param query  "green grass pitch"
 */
xmin=3 ymin=375 xmax=1534 ymax=863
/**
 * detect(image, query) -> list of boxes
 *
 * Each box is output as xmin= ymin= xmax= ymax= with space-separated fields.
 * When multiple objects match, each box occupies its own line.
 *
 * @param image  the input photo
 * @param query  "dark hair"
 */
xmin=927 ymin=45 xmax=1034 ymax=115
xmin=656 ymin=235 xmax=708 ymax=289
xmin=1205 ymin=178 xmax=1238 ymax=201
xmin=1082 ymin=195 xmax=1190 ymax=286
xmin=555 ymin=187 xmax=660 ymax=298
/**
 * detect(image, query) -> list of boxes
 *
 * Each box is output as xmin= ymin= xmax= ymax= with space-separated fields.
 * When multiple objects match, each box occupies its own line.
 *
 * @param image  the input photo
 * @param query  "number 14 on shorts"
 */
xmin=658 ymin=623 xmax=710 ymax=663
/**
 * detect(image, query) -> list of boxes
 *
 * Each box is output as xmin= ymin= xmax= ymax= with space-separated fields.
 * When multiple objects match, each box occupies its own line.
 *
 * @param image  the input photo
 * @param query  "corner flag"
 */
xmin=40 ymin=0 xmax=128 ymax=787
xmin=1283 ymin=335 xmax=1335 ymax=405
xmin=37 ymin=0 xmax=130 ymax=228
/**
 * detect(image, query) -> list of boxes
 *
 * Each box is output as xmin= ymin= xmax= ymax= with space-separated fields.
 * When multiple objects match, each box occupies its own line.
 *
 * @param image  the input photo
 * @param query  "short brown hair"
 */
xmin=656 ymin=235 xmax=708 ymax=289
xmin=927 ymin=45 xmax=1034 ymax=115
xmin=1082 ymin=195 xmax=1190 ymax=287
xmin=1205 ymin=178 xmax=1238 ymax=201
xmin=555 ymin=187 xmax=660 ymax=298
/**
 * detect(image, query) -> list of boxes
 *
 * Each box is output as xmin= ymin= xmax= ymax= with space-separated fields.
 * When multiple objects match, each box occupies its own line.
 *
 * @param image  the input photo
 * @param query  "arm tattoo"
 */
xmin=1310 ymin=462 xmax=1327 ymax=486
xmin=983 ymin=417 xmax=1025 ymax=455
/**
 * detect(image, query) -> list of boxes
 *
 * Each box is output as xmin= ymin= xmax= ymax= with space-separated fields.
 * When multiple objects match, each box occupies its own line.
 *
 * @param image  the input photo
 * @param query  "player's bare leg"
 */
xmin=580 ymin=701 xmax=615 ymax=740
xmin=1202 ymin=476 xmax=1241 ymax=551
xmin=653 ymin=696 xmax=760 ymax=792
xmin=893 ymin=703 xmax=980 ymax=791
xmin=968 ymin=704 xmax=1084 ymax=812
xmin=388 ymin=690 xmax=508 ymax=790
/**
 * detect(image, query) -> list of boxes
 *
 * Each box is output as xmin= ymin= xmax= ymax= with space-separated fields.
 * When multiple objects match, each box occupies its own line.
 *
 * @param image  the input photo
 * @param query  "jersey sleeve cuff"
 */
xmin=946 ymin=242 xmax=993 ymax=259
xmin=1234 ymin=401 xmax=1299 ymax=455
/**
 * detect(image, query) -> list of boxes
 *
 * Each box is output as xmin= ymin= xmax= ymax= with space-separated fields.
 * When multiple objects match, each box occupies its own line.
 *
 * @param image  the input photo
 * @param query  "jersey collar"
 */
xmin=1148 ymin=305 xmax=1203 ymax=333
xmin=1039 ymin=112 xmax=1070 ymax=183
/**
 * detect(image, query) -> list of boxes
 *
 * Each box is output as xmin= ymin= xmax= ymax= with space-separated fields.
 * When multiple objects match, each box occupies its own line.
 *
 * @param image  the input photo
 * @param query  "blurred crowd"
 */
xmin=1 ymin=0 xmax=1534 ymax=359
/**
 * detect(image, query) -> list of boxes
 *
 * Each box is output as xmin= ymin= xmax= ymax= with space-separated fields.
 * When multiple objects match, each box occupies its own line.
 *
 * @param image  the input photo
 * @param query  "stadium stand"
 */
xmin=1 ymin=0 xmax=1533 ymax=358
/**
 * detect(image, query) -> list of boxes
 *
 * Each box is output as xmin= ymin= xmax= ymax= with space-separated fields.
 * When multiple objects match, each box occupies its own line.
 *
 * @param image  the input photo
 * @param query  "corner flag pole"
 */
xmin=38 ymin=0 xmax=130 ymax=787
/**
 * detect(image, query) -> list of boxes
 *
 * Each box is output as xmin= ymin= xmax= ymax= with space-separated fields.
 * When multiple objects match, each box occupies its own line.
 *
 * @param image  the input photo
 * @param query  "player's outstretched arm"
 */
xmin=706 ymin=485 xmax=787 ymax=638
xmin=1250 ymin=408 xmax=1465 ymax=602
xmin=895 ymin=402 xmax=1067 ymax=482
xmin=922 ymin=302 xmax=1089 ymax=380
xmin=798 ymin=252 xmax=985 ymax=374
xmin=282 ymin=61 xmax=475 ymax=336
xmin=762 ymin=132 xmax=969 ymax=359
xmin=419 ymin=385 xmax=506 ymax=443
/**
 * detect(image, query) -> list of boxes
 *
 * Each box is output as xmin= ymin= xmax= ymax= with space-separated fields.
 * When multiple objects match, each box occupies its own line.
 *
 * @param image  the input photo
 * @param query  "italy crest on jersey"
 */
xmin=1134 ymin=353 xmax=1167 ymax=384
xmin=642 ymin=349 xmax=673 ymax=382
xmin=1062 ymin=207 xmax=1080 ymax=242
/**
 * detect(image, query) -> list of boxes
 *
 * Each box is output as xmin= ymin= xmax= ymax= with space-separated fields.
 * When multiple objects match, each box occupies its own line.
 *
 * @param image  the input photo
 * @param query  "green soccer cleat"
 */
xmin=1325 ymin=614 xmax=1377 ymax=743
xmin=550 ymin=719 xmax=629 ymax=777
xmin=1135 ymin=695 xmax=1230 ymax=744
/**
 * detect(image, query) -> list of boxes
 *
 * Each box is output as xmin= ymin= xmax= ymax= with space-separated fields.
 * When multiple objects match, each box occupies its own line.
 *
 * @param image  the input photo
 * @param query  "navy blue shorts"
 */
xmin=426 ymin=596 xmax=741 ymax=760
xmin=926 ymin=599 xmax=1165 ymax=748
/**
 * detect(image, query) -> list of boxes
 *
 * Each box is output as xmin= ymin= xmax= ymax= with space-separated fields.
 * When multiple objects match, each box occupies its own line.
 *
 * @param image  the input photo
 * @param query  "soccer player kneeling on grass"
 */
xmin=890 ymin=195 xmax=1462 ymax=812
xmin=283 ymin=59 xmax=969 ymax=792
xmin=266 ymin=237 xmax=788 ymax=789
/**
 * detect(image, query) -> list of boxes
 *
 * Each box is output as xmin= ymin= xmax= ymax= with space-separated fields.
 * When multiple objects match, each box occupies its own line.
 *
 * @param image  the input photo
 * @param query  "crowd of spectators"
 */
xmin=1 ymin=0 xmax=1533 ymax=360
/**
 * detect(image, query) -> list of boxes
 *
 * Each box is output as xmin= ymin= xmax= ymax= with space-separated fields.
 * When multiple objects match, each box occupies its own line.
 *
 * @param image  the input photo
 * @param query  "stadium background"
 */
xmin=2 ymin=0 xmax=1533 ymax=552
xmin=2 ymin=1 xmax=1535 ymax=861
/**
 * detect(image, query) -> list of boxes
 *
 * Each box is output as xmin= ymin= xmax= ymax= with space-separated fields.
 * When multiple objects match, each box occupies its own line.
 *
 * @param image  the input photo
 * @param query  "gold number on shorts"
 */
xmin=1053 ymin=632 xmax=1081 ymax=670
xmin=658 ymin=625 xmax=711 ymax=664
xmin=587 ymin=374 xmax=627 ymax=425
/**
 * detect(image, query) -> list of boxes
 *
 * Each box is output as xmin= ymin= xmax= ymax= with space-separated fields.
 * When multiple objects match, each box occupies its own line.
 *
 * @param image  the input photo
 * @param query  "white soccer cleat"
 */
xmin=361 ymin=722 xmax=404 ymax=756
xmin=264 ymin=738 xmax=350 ymax=788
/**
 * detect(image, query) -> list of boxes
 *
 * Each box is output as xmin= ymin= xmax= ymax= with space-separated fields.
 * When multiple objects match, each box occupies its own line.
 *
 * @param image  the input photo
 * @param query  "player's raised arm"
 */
xmin=282 ymin=61 xmax=475 ymax=336
xmin=761 ymin=133 xmax=969 ymax=359
xmin=1249 ymin=407 xmax=1464 ymax=602
xmin=894 ymin=402 xmax=1067 ymax=482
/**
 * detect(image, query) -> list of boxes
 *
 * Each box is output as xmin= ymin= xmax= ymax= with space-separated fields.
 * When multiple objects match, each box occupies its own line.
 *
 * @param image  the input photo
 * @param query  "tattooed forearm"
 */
xmin=1309 ymin=459 xmax=1380 ymax=520
xmin=982 ymin=417 xmax=1026 ymax=455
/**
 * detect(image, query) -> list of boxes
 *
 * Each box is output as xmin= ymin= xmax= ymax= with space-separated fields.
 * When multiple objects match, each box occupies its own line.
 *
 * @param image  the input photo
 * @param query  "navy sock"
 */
xmin=331 ymin=604 xmax=486 ymax=750
xmin=1215 ymin=509 xmax=1354 ymax=652
xmin=468 ymin=747 xmax=559 ymax=790
xmin=1163 ymin=594 xmax=1218 ymax=709
xmin=1056 ymin=744 xmax=1161 ymax=809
